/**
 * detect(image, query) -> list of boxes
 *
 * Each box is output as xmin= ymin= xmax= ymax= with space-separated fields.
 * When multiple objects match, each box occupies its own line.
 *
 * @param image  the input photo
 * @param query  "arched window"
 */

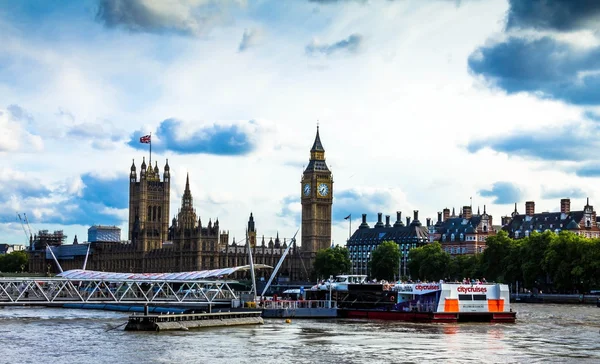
xmin=451 ymin=233 xmax=455 ymax=241
xmin=483 ymin=225 xmax=488 ymax=232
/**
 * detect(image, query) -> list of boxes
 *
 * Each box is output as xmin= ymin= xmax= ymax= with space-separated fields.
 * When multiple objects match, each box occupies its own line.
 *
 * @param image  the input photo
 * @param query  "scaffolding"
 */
xmin=33 ymin=230 xmax=67 ymax=250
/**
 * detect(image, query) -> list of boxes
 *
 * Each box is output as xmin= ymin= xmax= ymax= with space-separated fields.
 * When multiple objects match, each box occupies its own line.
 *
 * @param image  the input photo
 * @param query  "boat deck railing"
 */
xmin=261 ymin=300 xmax=337 ymax=310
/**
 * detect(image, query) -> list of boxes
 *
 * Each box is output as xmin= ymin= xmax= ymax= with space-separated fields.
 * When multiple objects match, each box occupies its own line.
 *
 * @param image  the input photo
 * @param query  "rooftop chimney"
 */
xmin=375 ymin=212 xmax=384 ymax=228
xmin=560 ymin=198 xmax=570 ymax=214
xmin=359 ymin=214 xmax=370 ymax=229
xmin=443 ymin=208 xmax=450 ymax=221
xmin=463 ymin=205 xmax=472 ymax=219
xmin=437 ymin=212 xmax=442 ymax=223
xmin=385 ymin=215 xmax=391 ymax=228
xmin=426 ymin=217 xmax=431 ymax=227
xmin=406 ymin=216 xmax=411 ymax=226
xmin=394 ymin=211 xmax=404 ymax=227
xmin=525 ymin=201 xmax=535 ymax=216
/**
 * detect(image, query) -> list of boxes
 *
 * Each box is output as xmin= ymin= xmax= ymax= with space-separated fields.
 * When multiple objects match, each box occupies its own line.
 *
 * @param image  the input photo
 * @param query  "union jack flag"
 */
xmin=139 ymin=135 xmax=151 ymax=143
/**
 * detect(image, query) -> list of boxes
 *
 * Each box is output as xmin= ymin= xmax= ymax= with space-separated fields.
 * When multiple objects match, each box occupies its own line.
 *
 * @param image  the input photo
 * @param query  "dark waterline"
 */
xmin=0 ymin=304 xmax=599 ymax=364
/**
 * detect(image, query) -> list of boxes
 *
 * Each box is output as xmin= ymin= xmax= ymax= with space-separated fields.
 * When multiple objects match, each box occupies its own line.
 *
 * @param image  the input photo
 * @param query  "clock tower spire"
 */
xmin=301 ymin=126 xmax=333 ymax=253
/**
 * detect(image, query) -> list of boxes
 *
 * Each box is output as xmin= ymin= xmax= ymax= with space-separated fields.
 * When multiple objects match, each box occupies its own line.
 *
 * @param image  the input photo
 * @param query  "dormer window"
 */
xmin=451 ymin=233 xmax=455 ymax=241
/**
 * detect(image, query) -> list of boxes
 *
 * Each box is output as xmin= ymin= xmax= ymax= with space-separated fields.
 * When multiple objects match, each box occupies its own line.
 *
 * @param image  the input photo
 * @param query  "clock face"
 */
xmin=318 ymin=183 xmax=329 ymax=197
xmin=303 ymin=183 xmax=311 ymax=196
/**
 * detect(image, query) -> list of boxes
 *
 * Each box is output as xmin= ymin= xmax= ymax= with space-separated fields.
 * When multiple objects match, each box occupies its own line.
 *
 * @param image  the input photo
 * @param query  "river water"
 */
xmin=0 ymin=303 xmax=598 ymax=364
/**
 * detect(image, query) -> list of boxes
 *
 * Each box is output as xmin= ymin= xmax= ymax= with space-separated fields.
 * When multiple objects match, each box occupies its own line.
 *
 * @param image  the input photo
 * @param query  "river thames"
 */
xmin=0 ymin=303 xmax=598 ymax=363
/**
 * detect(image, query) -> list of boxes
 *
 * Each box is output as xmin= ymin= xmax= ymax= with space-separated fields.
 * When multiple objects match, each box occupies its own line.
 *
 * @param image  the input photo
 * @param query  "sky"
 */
xmin=2 ymin=0 xmax=600 ymax=248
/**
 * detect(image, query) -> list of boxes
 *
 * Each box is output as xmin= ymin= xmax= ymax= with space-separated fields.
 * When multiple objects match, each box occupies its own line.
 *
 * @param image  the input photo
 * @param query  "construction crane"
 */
xmin=16 ymin=213 xmax=30 ymax=244
xmin=23 ymin=213 xmax=34 ymax=239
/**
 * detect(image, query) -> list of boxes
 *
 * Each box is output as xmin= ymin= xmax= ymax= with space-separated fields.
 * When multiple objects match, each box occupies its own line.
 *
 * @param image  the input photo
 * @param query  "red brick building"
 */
xmin=429 ymin=205 xmax=496 ymax=255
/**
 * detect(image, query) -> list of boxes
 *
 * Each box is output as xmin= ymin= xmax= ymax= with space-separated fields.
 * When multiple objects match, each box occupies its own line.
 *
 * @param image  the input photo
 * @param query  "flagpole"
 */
xmin=149 ymin=132 xmax=152 ymax=167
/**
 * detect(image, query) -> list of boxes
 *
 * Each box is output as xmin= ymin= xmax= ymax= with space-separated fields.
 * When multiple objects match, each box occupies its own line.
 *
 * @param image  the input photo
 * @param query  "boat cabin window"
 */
xmin=458 ymin=294 xmax=472 ymax=300
xmin=473 ymin=295 xmax=487 ymax=301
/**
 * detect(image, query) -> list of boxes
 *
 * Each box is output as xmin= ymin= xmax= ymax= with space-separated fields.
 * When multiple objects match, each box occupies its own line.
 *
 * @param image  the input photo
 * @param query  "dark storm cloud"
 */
xmin=506 ymin=0 xmax=600 ymax=31
xmin=469 ymin=36 xmax=600 ymax=105
xmin=128 ymin=118 xmax=256 ymax=156
xmin=479 ymin=182 xmax=523 ymax=204
xmin=95 ymin=0 xmax=239 ymax=37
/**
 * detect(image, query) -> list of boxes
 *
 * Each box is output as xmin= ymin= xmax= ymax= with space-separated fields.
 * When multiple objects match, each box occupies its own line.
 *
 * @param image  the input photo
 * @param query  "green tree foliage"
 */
xmin=0 ymin=251 xmax=28 ymax=272
xmin=369 ymin=241 xmax=400 ymax=281
xmin=407 ymin=242 xmax=450 ymax=281
xmin=408 ymin=230 xmax=600 ymax=293
xmin=447 ymin=254 xmax=482 ymax=282
xmin=314 ymin=246 xmax=351 ymax=279
xmin=479 ymin=231 xmax=522 ymax=283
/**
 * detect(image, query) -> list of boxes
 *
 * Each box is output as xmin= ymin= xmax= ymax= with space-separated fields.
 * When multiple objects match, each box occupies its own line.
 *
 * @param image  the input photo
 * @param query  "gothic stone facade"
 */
xmin=29 ymin=129 xmax=330 ymax=281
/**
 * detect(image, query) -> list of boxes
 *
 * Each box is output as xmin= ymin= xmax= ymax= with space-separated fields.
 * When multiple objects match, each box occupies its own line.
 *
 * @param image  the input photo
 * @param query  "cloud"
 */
xmin=466 ymin=123 xmax=599 ymax=161
xmin=469 ymin=36 xmax=600 ymax=105
xmin=66 ymin=121 xmax=126 ymax=150
xmin=0 ymin=168 xmax=52 ymax=203
xmin=95 ymin=0 xmax=245 ymax=37
xmin=573 ymin=163 xmax=600 ymax=177
xmin=478 ymin=182 xmax=523 ymax=204
xmin=305 ymin=34 xmax=363 ymax=56
xmin=0 ymin=106 xmax=43 ymax=153
xmin=0 ymin=170 xmax=128 ymax=227
xmin=278 ymin=195 xmax=301 ymax=226
xmin=506 ymin=0 xmax=600 ymax=31
xmin=540 ymin=187 xmax=586 ymax=199
xmin=128 ymin=118 xmax=259 ymax=156
xmin=238 ymin=28 xmax=263 ymax=52
xmin=277 ymin=187 xmax=412 ymax=229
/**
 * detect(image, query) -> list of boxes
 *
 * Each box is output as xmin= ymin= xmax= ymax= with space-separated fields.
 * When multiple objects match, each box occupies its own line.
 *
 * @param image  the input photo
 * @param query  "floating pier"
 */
xmin=124 ymin=310 xmax=264 ymax=331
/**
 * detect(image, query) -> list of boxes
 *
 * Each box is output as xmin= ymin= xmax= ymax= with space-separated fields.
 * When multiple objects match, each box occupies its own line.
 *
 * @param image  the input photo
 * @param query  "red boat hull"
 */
xmin=340 ymin=309 xmax=516 ymax=323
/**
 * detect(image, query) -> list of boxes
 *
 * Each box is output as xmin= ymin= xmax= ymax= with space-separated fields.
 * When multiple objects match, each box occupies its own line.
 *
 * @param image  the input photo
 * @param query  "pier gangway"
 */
xmin=0 ymin=264 xmax=271 ymax=307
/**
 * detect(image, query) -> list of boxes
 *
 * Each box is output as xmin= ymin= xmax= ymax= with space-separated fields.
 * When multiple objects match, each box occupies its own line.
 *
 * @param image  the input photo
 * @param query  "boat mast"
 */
xmin=247 ymin=231 xmax=257 ymax=299
xmin=82 ymin=243 xmax=91 ymax=271
xmin=261 ymin=230 xmax=298 ymax=297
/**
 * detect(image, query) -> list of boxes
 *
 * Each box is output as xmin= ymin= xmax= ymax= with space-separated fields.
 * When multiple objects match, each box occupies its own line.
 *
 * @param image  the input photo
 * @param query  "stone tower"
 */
xmin=129 ymin=158 xmax=171 ymax=251
xmin=247 ymin=212 xmax=256 ymax=248
xmin=301 ymin=126 xmax=333 ymax=253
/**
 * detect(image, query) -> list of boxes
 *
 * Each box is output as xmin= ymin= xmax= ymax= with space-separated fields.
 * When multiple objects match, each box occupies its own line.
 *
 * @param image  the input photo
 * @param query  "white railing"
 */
xmin=261 ymin=300 xmax=337 ymax=310
xmin=0 ymin=277 xmax=239 ymax=305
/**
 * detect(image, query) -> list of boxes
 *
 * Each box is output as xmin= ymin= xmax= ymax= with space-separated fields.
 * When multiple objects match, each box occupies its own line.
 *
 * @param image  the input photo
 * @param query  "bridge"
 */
xmin=0 ymin=265 xmax=271 ymax=307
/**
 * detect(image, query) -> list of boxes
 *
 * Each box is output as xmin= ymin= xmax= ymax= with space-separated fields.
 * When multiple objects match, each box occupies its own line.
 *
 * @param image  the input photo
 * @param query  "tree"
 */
xmin=480 ymin=230 xmax=521 ymax=283
xmin=408 ymin=242 xmax=450 ymax=281
xmin=0 ymin=250 xmax=28 ymax=272
xmin=447 ymin=254 xmax=482 ymax=282
xmin=313 ymin=246 xmax=351 ymax=279
xmin=369 ymin=241 xmax=400 ymax=281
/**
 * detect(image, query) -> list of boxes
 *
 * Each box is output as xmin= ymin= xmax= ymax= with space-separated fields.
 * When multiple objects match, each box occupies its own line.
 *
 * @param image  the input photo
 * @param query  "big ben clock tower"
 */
xmin=301 ymin=126 xmax=333 ymax=253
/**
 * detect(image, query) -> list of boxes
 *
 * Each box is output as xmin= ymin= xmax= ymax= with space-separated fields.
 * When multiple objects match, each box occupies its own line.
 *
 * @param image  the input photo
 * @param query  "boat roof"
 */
xmin=57 ymin=264 xmax=273 ymax=281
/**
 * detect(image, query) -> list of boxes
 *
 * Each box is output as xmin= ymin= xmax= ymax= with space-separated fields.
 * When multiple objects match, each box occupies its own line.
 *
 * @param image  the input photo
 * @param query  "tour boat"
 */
xmin=316 ymin=275 xmax=368 ymax=292
xmin=338 ymin=282 xmax=516 ymax=323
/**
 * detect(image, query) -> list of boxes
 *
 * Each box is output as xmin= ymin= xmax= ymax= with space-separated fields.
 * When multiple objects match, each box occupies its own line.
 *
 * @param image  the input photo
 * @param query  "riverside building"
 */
xmin=346 ymin=211 xmax=429 ymax=277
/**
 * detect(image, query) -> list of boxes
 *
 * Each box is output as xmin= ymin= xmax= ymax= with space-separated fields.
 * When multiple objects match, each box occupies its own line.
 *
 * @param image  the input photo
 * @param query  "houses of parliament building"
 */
xmin=28 ymin=128 xmax=334 ymax=281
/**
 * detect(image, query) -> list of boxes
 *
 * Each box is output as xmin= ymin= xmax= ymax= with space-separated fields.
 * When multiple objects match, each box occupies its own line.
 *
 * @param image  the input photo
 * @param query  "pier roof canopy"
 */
xmin=57 ymin=264 xmax=273 ymax=281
